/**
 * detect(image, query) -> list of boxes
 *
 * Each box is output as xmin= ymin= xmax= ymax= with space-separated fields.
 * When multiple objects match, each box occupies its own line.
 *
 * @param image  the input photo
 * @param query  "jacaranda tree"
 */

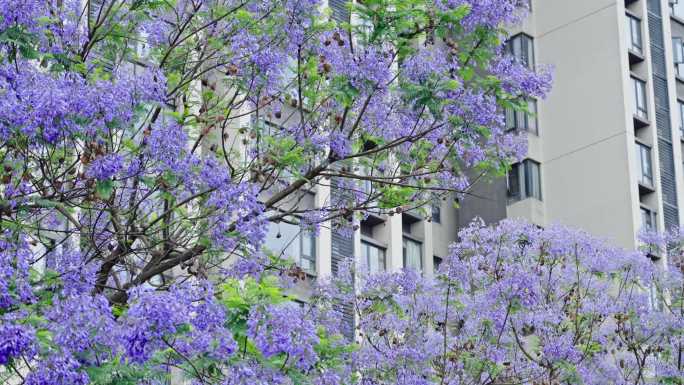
xmin=350 ymin=220 xmax=684 ymax=385
xmin=0 ymin=0 xmax=641 ymax=384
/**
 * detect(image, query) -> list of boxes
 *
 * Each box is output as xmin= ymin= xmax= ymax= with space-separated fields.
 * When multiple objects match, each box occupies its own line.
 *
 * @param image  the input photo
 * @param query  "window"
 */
xmin=264 ymin=221 xmax=316 ymax=274
xmin=505 ymin=99 xmax=538 ymax=134
xmin=632 ymin=77 xmax=648 ymax=120
xmin=626 ymin=14 xmax=643 ymax=54
xmin=402 ymin=237 xmax=423 ymax=271
xmin=358 ymin=164 xmax=375 ymax=199
xmin=636 ymin=143 xmax=653 ymax=187
xmin=678 ymin=101 xmax=684 ymax=137
xmin=361 ymin=241 xmax=386 ymax=274
xmin=431 ymin=202 xmax=441 ymax=224
xmin=641 ymin=207 xmax=657 ymax=232
xmin=506 ymin=34 xmax=535 ymax=69
xmin=649 ymin=285 xmax=663 ymax=311
xmin=507 ymin=159 xmax=542 ymax=201
xmin=672 ymin=0 xmax=684 ymax=19
xmin=433 ymin=255 xmax=443 ymax=271
xmin=674 ymin=38 xmax=684 ymax=77
xmin=507 ymin=163 xmax=522 ymax=201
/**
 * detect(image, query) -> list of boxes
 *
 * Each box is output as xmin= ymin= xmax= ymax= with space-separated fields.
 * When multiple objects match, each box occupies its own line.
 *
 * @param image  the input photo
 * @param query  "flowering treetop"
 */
xmin=0 ymin=0 xmax=557 ymax=384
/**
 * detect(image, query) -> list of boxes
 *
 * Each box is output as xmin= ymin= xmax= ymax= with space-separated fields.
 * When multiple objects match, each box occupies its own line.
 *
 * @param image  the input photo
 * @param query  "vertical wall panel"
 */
xmin=330 ymin=177 xmax=355 ymax=340
xmin=648 ymin=0 xmax=679 ymax=230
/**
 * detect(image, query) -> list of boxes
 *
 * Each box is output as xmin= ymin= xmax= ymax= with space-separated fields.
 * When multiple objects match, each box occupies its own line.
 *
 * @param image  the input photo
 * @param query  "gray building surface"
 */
xmin=266 ymin=0 xmax=684 ymax=302
xmin=458 ymin=0 xmax=684 ymax=268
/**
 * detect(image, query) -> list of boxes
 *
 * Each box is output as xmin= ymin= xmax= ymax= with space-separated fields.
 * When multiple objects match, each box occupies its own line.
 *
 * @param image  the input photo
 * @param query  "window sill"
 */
xmin=506 ymin=127 xmax=539 ymax=137
xmin=672 ymin=13 xmax=684 ymax=27
xmin=402 ymin=232 xmax=424 ymax=243
xmin=633 ymin=114 xmax=650 ymax=129
xmin=628 ymin=49 xmax=645 ymax=65
xmin=362 ymin=212 xmax=385 ymax=226
xmin=361 ymin=235 xmax=387 ymax=249
xmin=507 ymin=196 xmax=542 ymax=205
xmin=402 ymin=209 xmax=422 ymax=224
xmin=638 ymin=182 xmax=655 ymax=195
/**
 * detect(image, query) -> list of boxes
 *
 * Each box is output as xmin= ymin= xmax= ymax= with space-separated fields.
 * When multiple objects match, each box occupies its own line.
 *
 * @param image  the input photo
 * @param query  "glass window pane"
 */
xmin=673 ymin=38 xmax=684 ymax=76
xmin=403 ymin=238 xmax=422 ymax=271
xmin=632 ymin=78 xmax=648 ymax=120
xmin=679 ymin=101 xmax=684 ymax=136
xmin=264 ymin=222 xmax=299 ymax=258
xmin=527 ymin=99 xmax=538 ymax=134
xmin=513 ymin=37 xmax=522 ymax=62
xmin=432 ymin=202 xmax=441 ymax=224
xmin=637 ymin=143 xmax=653 ymax=186
xmin=264 ymin=222 xmax=315 ymax=273
xmin=433 ymin=255 xmax=443 ymax=271
xmin=508 ymin=163 xmax=521 ymax=200
xmin=505 ymin=107 xmax=516 ymax=130
xmin=627 ymin=16 xmax=642 ymax=54
xmin=525 ymin=35 xmax=535 ymax=68
xmin=673 ymin=0 xmax=684 ymax=18
xmin=641 ymin=208 xmax=656 ymax=232
xmin=524 ymin=160 xmax=542 ymax=200
xmin=362 ymin=242 xmax=386 ymax=274
xmin=507 ymin=34 xmax=535 ymax=69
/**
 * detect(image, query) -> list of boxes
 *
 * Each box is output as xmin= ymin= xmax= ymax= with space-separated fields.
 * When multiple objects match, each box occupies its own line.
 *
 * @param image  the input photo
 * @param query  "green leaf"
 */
xmin=95 ymin=180 xmax=114 ymax=200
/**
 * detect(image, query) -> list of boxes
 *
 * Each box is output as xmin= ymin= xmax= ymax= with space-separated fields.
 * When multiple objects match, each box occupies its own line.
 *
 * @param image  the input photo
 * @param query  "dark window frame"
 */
xmin=402 ymin=236 xmax=423 ymax=272
xmin=505 ymin=98 xmax=538 ymax=135
xmin=627 ymin=13 xmax=643 ymax=54
xmin=507 ymin=159 xmax=542 ymax=202
xmin=636 ymin=142 xmax=654 ymax=187
xmin=432 ymin=202 xmax=442 ymax=224
xmin=506 ymin=33 xmax=535 ymax=69
xmin=678 ymin=100 xmax=684 ymax=137
xmin=264 ymin=220 xmax=317 ymax=274
xmin=640 ymin=206 xmax=657 ymax=233
xmin=673 ymin=37 xmax=684 ymax=77
xmin=631 ymin=77 xmax=648 ymax=120
xmin=672 ymin=0 xmax=684 ymax=19
xmin=361 ymin=240 xmax=386 ymax=274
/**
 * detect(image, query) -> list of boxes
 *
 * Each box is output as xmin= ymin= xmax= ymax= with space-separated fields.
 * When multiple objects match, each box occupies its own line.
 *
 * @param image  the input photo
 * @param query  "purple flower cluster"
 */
xmin=0 ymin=323 xmax=35 ymax=365
xmin=122 ymin=282 xmax=235 ymax=363
xmin=248 ymin=302 xmax=320 ymax=370
xmin=0 ymin=231 xmax=34 ymax=308
xmin=0 ymin=0 xmax=571 ymax=383
xmin=86 ymin=154 xmax=125 ymax=180
xmin=25 ymin=355 xmax=89 ymax=385
xmin=0 ymin=0 xmax=41 ymax=32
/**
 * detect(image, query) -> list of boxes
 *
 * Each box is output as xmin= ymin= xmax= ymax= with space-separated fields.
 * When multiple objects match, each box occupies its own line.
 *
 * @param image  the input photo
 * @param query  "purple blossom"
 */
xmin=86 ymin=154 xmax=124 ymax=180
xmin=0 ymin=323 xmax=35 ymax=365
xmin=25 ymin=354 xmax=89 ymax=385
xmin=248 ymin=302 xmax=320 ymax=370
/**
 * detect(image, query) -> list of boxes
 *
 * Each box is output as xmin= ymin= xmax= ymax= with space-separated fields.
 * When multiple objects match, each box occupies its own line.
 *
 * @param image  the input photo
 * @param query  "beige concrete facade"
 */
xmin=486 ymin=0 xmax=684 ymax=254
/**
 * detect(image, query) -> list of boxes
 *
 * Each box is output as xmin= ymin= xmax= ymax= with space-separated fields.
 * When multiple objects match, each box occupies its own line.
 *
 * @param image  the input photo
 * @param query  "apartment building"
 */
xmin=255 ymin=0 xmax=466 ymax=299
xmin=457 ymin=0 xmax=684 ymax=268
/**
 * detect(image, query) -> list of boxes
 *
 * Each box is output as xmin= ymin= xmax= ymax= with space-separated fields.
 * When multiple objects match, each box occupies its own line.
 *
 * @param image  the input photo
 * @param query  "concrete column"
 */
xmin=423 ymin=217 xmax=435 ymax=278
xmin=386 ymin=213 xmax=403 ymax=271
xmin=316 ymin=183 xmax=333 ymax=278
